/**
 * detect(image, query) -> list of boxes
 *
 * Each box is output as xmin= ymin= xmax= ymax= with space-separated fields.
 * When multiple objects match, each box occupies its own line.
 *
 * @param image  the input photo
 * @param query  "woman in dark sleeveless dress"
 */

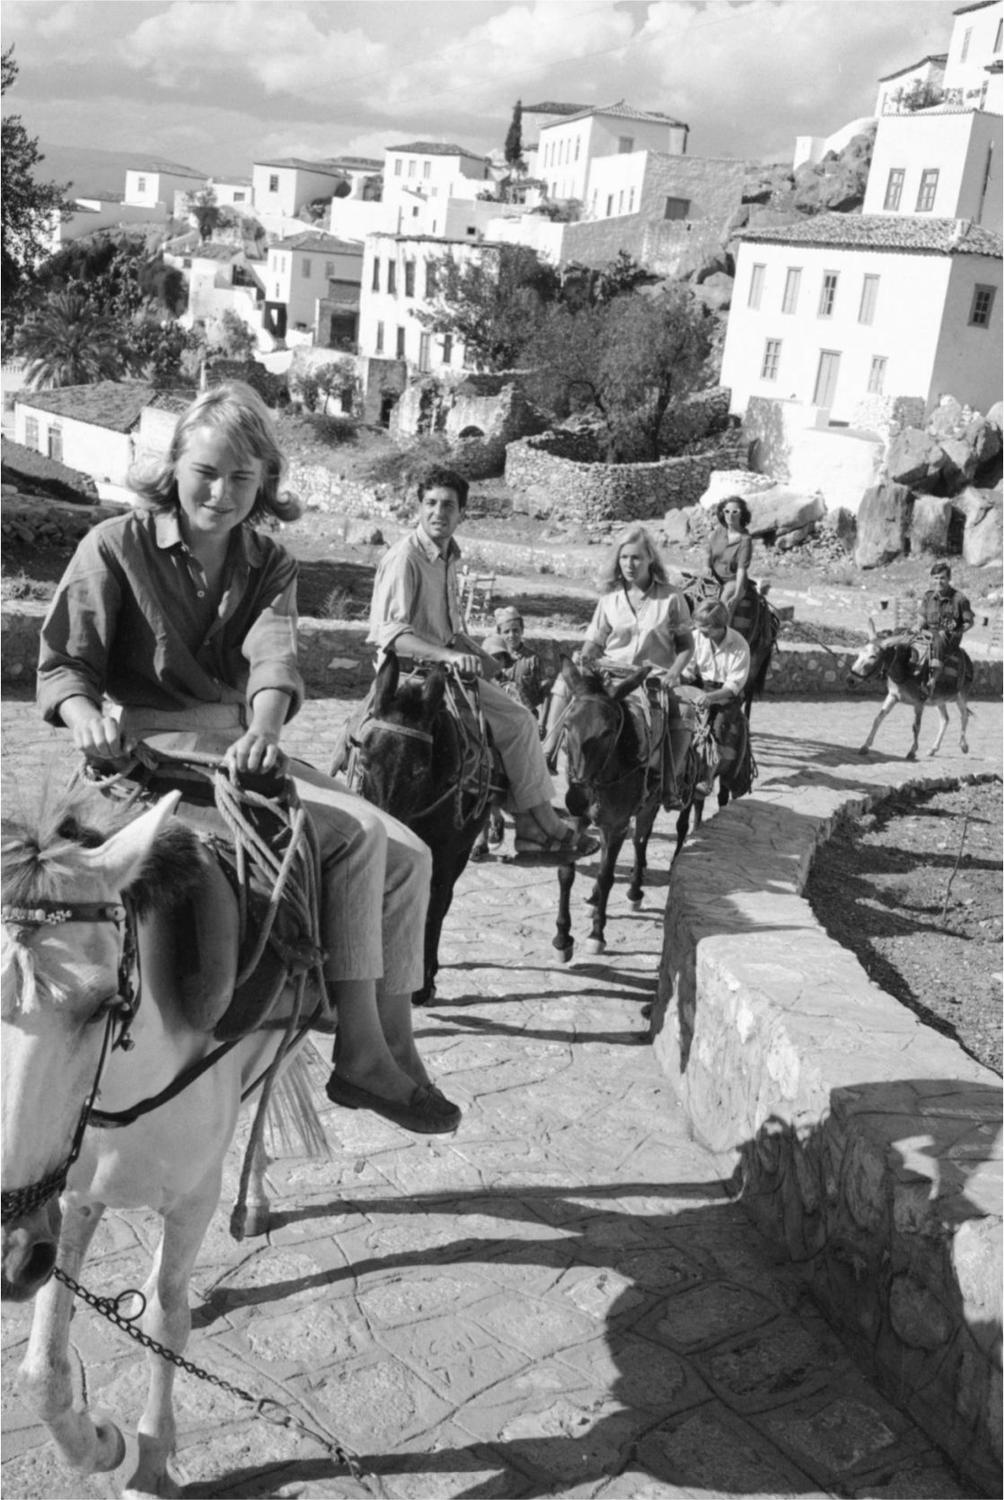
xmin=706 ymin=495 xmax=758 ymax=639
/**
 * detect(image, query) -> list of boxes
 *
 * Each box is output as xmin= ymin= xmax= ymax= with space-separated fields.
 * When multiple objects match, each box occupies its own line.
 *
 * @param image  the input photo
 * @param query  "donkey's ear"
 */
xmin=422 ymin=665 xmax=447 ymax=713
xmin=80 ymin=792 xmax=181 ymax=889
xmin=374 ymin=651 xmax=400 ymax=713
xmin=561 ymin=656 xmax=589 ymax=695
xmin=611 ymin=665 xmax=651 ymax=701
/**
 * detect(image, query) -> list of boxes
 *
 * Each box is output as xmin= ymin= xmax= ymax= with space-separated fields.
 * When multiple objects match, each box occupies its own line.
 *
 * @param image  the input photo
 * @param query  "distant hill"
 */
xmin=38 ymin=142 xmax=218 ymax=200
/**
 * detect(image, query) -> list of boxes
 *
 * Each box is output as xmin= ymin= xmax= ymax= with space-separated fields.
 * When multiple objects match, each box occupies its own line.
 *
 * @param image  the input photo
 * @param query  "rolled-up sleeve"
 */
xmin=584 ymin=597 xmax=612 ymax=652
xmin=719 ymin=637 xmax=751 ymax=696
xmin=243 ymin=560 xmax=304 ymax=719
xmin=368 ymin=548 xmax=422 ymax=652
xmin=37 ymin=532 xmax=120 ymax=725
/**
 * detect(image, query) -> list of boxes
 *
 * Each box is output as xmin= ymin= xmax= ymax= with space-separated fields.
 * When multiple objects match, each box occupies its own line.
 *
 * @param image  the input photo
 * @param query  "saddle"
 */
xmin=92 ymin=754 xmax=331 ymax=1041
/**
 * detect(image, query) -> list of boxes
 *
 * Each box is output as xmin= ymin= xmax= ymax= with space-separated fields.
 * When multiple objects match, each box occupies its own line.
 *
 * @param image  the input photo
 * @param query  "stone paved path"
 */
xmin=2 ymin=694 xmax=1000 ymax=1500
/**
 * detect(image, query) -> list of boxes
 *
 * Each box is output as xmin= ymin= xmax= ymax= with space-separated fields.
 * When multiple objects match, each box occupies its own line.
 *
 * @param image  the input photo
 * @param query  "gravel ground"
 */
xmin=807 ymin=778 xmax=1003 ymax=1076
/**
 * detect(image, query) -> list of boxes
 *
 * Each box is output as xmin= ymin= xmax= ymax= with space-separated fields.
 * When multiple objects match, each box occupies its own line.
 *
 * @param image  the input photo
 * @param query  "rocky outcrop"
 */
xmin=960 ymin=488 xmax=1004 ymax=567
xmin=854 ymin=481 xmax=912 ymax=568
xmin=745 ymin=487 xmax=826 ymax=541
xmin=885 ymin=428 xmax=949 ymax=491
xmin=909 ymin=494 xmax=953 ymax=557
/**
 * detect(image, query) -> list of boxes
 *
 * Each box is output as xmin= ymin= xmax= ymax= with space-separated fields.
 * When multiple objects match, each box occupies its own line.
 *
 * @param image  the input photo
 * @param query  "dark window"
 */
xmin=748 ymin=263 xmax=766 ymax=309
xmin=372 ymin=256 xmax=380 ymax=292
xmin=425 ymin=261 xmax=438 ymax=297
xmin=818 ymin=271 xmax=838 ymax=317
xmin=442 ymin=333 xmax=452 ymax=365
xmin=663 ymin=196 xmax=689 ymax=220
xmin=916 ymin=169 xmax=939 ymax=212
xmin=375 ymin=321 xmax=384 ymax=353
xmin=883 ymin=168 xmax=904 ymax=211
xmin=387 ymin=261 xmax=396 ymax=294
xmin=404 ymin=261 xmax=415 ymax=297
xmin=969 ymin=284 xmax=996 ymax=327
xmin=760 ymin=339 xmax=782 ymax=380
xmin=268 ymin=174 xmax=279 ymax=193
xmin=47 ymin=425 xmax=63 ymax=463
xmin=396 ymin=326 xmax=406 ymax=358
xmin=24 ymin=416 xmax=38 ymax=450
xmin=618 ymin=136 xmax=634 ymax=153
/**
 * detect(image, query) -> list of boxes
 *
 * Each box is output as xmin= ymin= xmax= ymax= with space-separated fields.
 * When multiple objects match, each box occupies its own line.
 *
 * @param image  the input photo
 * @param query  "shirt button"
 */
xmin=197 ymin=590 xmax=205 ymax=598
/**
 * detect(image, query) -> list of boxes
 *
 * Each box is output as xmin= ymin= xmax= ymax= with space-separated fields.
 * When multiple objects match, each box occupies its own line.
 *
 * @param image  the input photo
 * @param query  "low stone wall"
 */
xmin=5 ymin=605 xmax=1002 ymax=700
xmin=505 ymin=430 xmax=750 ymax=523
xmin=651 ymin=772 xmax=1002 ymax=1494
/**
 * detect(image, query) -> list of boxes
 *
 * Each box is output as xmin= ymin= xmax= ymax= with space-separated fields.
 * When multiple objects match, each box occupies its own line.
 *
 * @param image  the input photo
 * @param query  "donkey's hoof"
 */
xmin=857 ymin=746 xmax=869 ymax=757
xmin=906 ymin=750 xmax=917 ymax=762
xmin=555 ymin=944 xmax=574 ymax=964
xmin=585 ymin=937 xmax=606 ymax=955
xmin=629 ymin=897 xmax=643 ymax=911
xmin=91 ymin=1414 xmax=126 ymax=1473
xmin=585 ymin=888 xmax=599 ymax=907
xmin=243 ymin=1203 xmax=271 ymax=1239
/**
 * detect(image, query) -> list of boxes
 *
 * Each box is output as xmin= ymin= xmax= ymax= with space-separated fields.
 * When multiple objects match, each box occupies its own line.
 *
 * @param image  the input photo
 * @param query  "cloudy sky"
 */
xmin=2 ymin=0 xmax=962 ymax=177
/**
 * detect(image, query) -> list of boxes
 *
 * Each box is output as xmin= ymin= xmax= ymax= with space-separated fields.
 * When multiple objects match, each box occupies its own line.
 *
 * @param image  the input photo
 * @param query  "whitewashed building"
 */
xmin=13 ymin=382 xmax=155 ymax=487
xmin=875 ymin=55 xmax=949 ymax=117
xmin=358 ymin=233 xmax=486 ymax=372
xmin=381 ymin=142 xmax=490 ymax=235
xmin=123 ymin=159 xmax=206 ymax=209
xmin=720 ymin=215 xmax=1001 ymax=423
xmin=536 ymin=103 xmax=688 ymax=206
xmin=864 ymin=107 xmax=1002 ymax=225
xmin=943 ymin=0 xmax=1004 ymax=107
xmin=264 ymin=232 xmax=364 ymax=343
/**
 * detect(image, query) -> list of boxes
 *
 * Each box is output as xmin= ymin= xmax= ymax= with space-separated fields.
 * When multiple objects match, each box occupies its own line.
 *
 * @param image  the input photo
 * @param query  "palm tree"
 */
xmin=14 ymin=290 xmax=124 ymax=389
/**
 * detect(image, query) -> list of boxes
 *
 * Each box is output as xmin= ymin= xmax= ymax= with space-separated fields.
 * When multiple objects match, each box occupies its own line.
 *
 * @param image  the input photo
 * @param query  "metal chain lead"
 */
xmin=53 ymin=1268 xmax=377 ymax=1492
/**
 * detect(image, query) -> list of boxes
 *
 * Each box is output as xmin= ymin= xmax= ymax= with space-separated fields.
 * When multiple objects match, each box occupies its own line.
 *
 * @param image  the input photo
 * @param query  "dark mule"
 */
xmin=554 ymin=658 xmax=692 ymax=959
xmin=849 ymin=621 xmax=972 ymax=760
xmin=672 ymin=700 xmax=755 ymax=857
xmin=355 ymin=652 xmax=493 ymax=1004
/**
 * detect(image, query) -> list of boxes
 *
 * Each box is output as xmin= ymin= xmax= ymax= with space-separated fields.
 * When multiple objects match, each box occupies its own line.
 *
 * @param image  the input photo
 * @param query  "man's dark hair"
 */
xmin=930 ymin=562 xmax=952 ymax=578
xmin=417 ymin=466 xmax=469 ymax=509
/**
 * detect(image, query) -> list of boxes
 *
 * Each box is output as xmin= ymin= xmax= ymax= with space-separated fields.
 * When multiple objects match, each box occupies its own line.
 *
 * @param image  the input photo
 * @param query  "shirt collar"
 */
xmin=153 ymin=507 xmax=265 ymax=566
xmin=415 ymin=523 xmax=461 ymax=565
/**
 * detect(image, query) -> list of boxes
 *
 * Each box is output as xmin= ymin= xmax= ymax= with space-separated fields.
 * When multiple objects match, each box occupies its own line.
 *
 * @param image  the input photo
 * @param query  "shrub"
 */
xmin=360 ymin=435 xmax=452 ymax=489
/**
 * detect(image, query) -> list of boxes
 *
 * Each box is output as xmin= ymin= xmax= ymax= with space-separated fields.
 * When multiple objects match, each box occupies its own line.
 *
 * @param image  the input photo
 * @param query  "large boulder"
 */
xmin=962 ymin=488 xmax=1003 ymax=567
xmin=747 ymin=487 xmax=826 ymax=539
xmin=986 ymin=401 xmax=1003 ymax=437
xmin=691 ymin=272 xmax=733 ymax=312
xmin=909 ymin=494 xmax=953 ymax=556
xmin=885 ymin=427 xmax=948 ymax=491
xmin=964 ymin=414 xmax=1002 ymax=470
xmin=939 ymin=435 xmax=979 ymax=488
xmin=854 ymin=481 xmax=912 ymax=568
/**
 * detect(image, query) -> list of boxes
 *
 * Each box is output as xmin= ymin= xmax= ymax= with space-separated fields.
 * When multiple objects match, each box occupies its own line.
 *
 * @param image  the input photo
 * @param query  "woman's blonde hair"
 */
xmin=693 ymin=600 xmax=729 ymax=630
xmin=129 ymin=381 xmax=300 ymax=523
xmin=597 ymin=524 xmax=669 ymax=594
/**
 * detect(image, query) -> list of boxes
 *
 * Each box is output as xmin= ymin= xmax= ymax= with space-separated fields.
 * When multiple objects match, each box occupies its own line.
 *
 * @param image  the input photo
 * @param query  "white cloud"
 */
xmin=117 ymin=0 xmax=389 ymax=95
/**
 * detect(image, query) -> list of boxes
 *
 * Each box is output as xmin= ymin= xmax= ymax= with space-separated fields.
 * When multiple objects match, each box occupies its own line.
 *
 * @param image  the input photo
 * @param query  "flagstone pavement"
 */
xmin=2 ymin=692 xmax=1000 ymax=1500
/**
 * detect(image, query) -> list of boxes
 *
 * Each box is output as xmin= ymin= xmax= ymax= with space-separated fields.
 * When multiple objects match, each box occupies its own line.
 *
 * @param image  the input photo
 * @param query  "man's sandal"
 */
xmin=512 ymin=827 xmax=599 ymax=866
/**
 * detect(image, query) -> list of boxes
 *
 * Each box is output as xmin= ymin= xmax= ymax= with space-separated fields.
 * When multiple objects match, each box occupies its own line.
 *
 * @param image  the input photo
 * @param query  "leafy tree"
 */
xmin=122 ymin=317 xmax=204 ymax=387
xmin=212 ymin=308 xmax=256 ymax=360
xmin=34 ymin=231 xmax=185 ymax=319
xmin=416 ymin=244 xmax=561 ymax=371
xmin=184 ymin=186 xmax=225 ymax=242
xmin=1 ymin=48 xmax=70 ymax=319
xmin=14 ymin=291 xmax=124 ymax=389
xmin=504 ymin=100 xmax=525 ymax=173
xmin=528 ymin=284 xmax=711 ymax=462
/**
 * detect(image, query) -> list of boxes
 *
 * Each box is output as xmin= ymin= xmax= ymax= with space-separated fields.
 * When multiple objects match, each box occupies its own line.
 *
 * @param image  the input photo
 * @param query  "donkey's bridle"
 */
xmin=566 ymin=698 xmax=643 ymax=793
xmin=1 ymin=899 xmax=139 ymax=1225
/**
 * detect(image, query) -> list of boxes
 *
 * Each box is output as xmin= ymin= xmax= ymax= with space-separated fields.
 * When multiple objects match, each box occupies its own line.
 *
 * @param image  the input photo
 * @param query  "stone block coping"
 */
xmin=651 ymin=760 xmax=1002 ymax=1493
xmin=4 ymin=603 xmax=1003 ymax=701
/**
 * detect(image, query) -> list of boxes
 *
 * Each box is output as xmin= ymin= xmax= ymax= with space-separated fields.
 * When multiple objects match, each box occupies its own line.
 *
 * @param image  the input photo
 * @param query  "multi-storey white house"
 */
xmin=252 ymin=157 xmax=381 ymax=220
xmin=875 ymin=55 xmax=949 ymax=117
xmin=265 ymin=232 xmax=363 ymax=342
xmin=944 ymin=0 xmax=1004 ymax=106
xmin=865 ymin=108 xmax=1001 ymax=224
xmin=123 ymin=159 xmax=206 ymax=209
xmin=720 ymin=215 xmax=1001 ymax=422
xmin=358 ymin=232 xmax=486 ymax=372
xmin=722 ymin=0 xmax=1003 ymax=433
xmin=536 ymin=103 xmax=688 ymax=205
xmin=381 ymin=142 xmax=490 ymax=234
xmin=208 ymin=176 xmax=254 ymax=209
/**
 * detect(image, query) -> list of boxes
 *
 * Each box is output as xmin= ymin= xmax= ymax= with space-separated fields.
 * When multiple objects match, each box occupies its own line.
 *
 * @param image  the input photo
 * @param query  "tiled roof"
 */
xmin=737 ymin=212 xmax=1002 ymax=257
xmin=549 ymin=101 xmax=687 ymax=129
xmin=953 ymin=1 xmax=997 ymax=14
xmin=191 ymin=242 xmax=241 ymax=261
xmin=127 ymin=157 xmax=206 ymax=178
xmin=318 ymin=156 xmax=383 ymax=172
xmin=522 ymin=101 xmax=593 ymax=116
xmin=274 ymin=232 xmax=363 ymax=254
xmin=144 ymin=390 xmax=194 ymax=415
xmin=254 ymin=157 xmax=351 ymax=176
xmin=16 ymin=381 xmax=157 ymax=432
xmin=878 ymin=54 xmax=948 ymax=81
xmin=386 ymin=141 xmax=487 ymax=161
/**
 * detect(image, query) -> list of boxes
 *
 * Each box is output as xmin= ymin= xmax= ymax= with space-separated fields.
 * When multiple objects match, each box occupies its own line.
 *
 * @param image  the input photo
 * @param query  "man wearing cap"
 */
xmin=916 ymin=563 xmax=974 ymax=697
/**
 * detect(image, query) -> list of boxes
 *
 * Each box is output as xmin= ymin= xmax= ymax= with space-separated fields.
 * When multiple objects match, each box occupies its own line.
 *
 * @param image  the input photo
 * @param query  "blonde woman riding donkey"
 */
xmin=542 ymin=524 xmax=695 ymax=805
